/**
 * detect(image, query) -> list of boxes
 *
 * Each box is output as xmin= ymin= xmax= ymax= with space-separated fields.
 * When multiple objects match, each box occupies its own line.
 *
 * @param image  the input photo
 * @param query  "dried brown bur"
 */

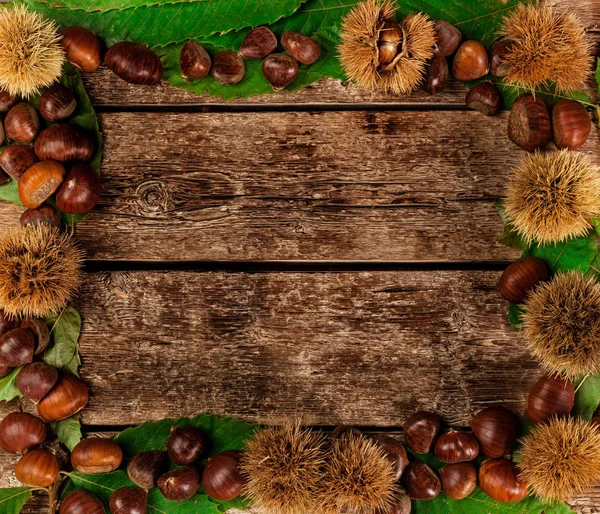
xmin=339 ymin=0 xmax=435 ymax=95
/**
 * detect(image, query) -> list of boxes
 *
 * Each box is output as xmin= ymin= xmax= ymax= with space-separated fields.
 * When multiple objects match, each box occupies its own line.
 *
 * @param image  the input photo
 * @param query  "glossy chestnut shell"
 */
xmin=479 ymin=458 xmax=527 ymax=502
xmin=469 ymin=406 xmax=519 ymax=458
xmin=21 ymin=319 xmax=51 ymax=355
xmin=180 ymin=40 xmax=211 ymax=80
xmin=109 ymin=486 xmax=148 ymax=514
xmin=61 ymin=27 xmax=103 ymax=72
xmin=402 ymin=411 xmax=442 ymax=454
xmin=16 ymin=362 xmax=59 ymax=404
xmin=211 ymin=52 xmax=245 ymax=86
xmin=39 ymin=84 xmax=77 ymax=123
xmin=20 ymin=205 xmax=62 ymax=228
xmin=0 ymin=412 xmax=47 ymax=454
xmin=452 ymin=41 xmax=489 ymax=81
xmin=55 ymin=163 xmax=102 ymax=215
xmin=552 ymin=99 xmax=592 ymax=150
xmin=507 ymin=94 xmax=552 ymax=152
xmin=167 ymin=426 xmax=208 ymax=466
xmin=37 ymin=373 xmax=90 ymax=422
xmin=34 ymin=125 xmax=95 ymax=163
xmin=281 ymin=31 xmax=321 ymax=65
xmin=422 ymin=50 xmax=448 ymax=96
xmin=0 ymin=145 xmax=38 ymax=181
xmin=158 ymin=465 xmax=201 ymax=502
xmin=433 ymin=20 xmax=462 ymax=57
xmin=262 ymin=53 xmax=299 ymax=90
xmin=240 ymin=26 xmax=278 ymax=59
xmin=434 ymin=429 xmax=479 ymax=463
xmin=202 ymin=450 xmax=244 ymax=501
xmin=15 ymin=448 xmax=59 ymax=487
xmin=440 ymin=462 xmax=477 ymax=500
xmin=403 ymin=461 xmax=441 ymax=500
xmin=375 ymin=434 xmax=409 ymax=480
xmin=71 ymin=437 xmax=124 ymax=474
xmin=526 ymin=374 xmax=574 ymax=424
xmin=127 ymin=450 xmax=168 ymax=489
xmin=4 ymin=103 xmax=40 ymax=144
xmin=105 ymin=42 xmax=163 ymax=86
xmin=60 ymin=489 xmax=105 ymax=514
xmin=498 ymin=257 xmax=549 ymax=303
xmin=0 ymin=327 xmax=36 ymax=367
xmin=18 ymin=161 xmax=66 ymax=209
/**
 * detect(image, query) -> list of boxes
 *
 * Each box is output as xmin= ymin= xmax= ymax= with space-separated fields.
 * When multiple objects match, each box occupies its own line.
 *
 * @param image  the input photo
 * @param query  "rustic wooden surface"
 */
xmin=1 ymin=0 xmax=600 ymax=512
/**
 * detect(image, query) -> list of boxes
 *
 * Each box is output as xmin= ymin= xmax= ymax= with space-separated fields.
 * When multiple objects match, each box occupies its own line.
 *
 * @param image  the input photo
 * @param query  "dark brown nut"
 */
xmin=526 ymin=374 xmax=574 ymax=424
xmin=403 ymin=411 xmax=442 ymax=454
xmin=552 ymin=99 xmax=592 ymax=150
xmin=167 ymin=426 xmax=208 ymax=465
xmin=180 ymin=40 xmax=211 ymax=80
xmin=403 ymin=461 xmax=441 ymax=500
xmin=127 ymin=450 xmax=169 ymax=489
xmin=55 ymin=163 xmax=102 ymax=215
xmin=434 ymin=20 xmax=462 ymax=56
xmin=422 ymin=50 xmax=448 ymax=95
xmin=489 ymin=39 xmax=515 ymax=78
xmin=18 ymin=161 xmax=66 ymax=209
xmin=377 ymin=22 xmax=402 ymax=65
xmin=211 ymin=51 xmax=245 ymax=86
xmin=440 ymin=462 xmax=477 ymax=500
xmin=375 ymin=435 xmax=409 ymax=480
xmin=61 ymin=27 xmax=103 ymax=72
xmin=34 ymin=124 xmax=95 ymax=163
xmin=479 ymin=459 xmax=527 ymax=502
xmin=0 ymin=119 xmax=5 ymax=148
xmin=105 ymin=42 xmax=163 ymax=86
xmin=5 ymin=103 xmax=39 ymax=143
xmin=239 ymin=26 xmax=278 ymax=59
xmin=21 ymin=318 xmax=51 ymax=354
xmin=0 ymin=90 xmax=17 ymax=112
xmin=0 ymin=309 xmax=19 ymax=337
xmin=465 ymin=81 xmax=502 ymax=116
xmin=469 ymin=406 xmax=519 ymax=458
xmin=262 ymin=53 xmax=299 ymax=90
xmin=16 ymin=362 xmax=58 ymax=404
xmin=281 ymin=31 xmax=321 ymax=65
xmin=0 ymin=145 xmax=38 ymax=181
xmin=158 ymin=466 xmax=201 ymax=502
xmin=434 ymin=430 xmax=479 ymax=463
xmin=20 ymin=205 xmax=62 ymax=229
xmin=498 ymin=256 xmax=549 ymax=304
xmin=0 ymin=327 xmax=36 ymax=367
xmin=507 ymin=93 xmax=552 ymax=152
xmin=452 ymin=40 xmax=489 ymax=81
xmin=39 ymin=84 xmax=77 ymax=123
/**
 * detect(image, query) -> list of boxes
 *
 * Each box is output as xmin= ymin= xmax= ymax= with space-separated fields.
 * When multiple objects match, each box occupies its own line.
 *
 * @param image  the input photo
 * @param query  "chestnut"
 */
xmin=377 ymin=22 xmax=402 ymax=65
xmin=263 ymin=53 xmax=299 ymax=90
xmin=452 ymin=40 xmax=489 ymax=81
xmin=20 ymin=205 xmax=62 ymax=228
xmin=281 ymin=31 xmax=321 ymax=65
xmin=0 ymin=327 xmax=36 ymax=367
xmin=403 ymin=461 xmax=441 ymax=500
xmin=127 ymin=450 xmax=168 ymax=489
xmin=375 ymin=493 xmax=412 ymax=514
xmin=433 ymin=20 xmax=462 ymax=57
xmin=0 ymin=90 xmax=17 ymax=112
xmin=39 ymin=85 xmax=77 ymax=123
xmin=465 ymin=82 xmax=501 ymax=116
xmin=34 ymin=124 xmax=95 ymax=163
xmin=0 ymin=119 xmax=5 ymax=148
xmin=498 ymin=256 xmax=549 ymax=304
xmin=0 ymin=309 xmax=19 ymax=336
xmin=71 ymin=438 xmax=123 ymax=474
xmin=552 ymin=99 xmax=591 ymax=150
xmin=422 ymin=50 xmax=448 ymax=95
xmin=469 ymin=406 xmax=519 ymax=458
xmin=167 ymin=426 xmax=208 ymax=466
xmin=158 ymin=465 xmax=201 ymax=502
xmin=15 ymin=448 xmax=59 ymax=487
xmin=375 ymin=434 xmax=408 ymax=480
xmin=180 ymin=40 xmax=211 ymax=80
xmin=106 ymin=42 xmax=163 ymax=86
xmin=18 ymin=161 xmax=66 ymax=209
xmin=55 ymin=163 xmax=102 ymax=215
xmin=0 ymin=364 xmax=13 ymax=378
xmin=402 ymin=411 xmax=442 ymax=454
xmin=239 ymin=26 xmax=278 ymax=59
xmin=61 ymin=27 xmax=103 ymax=72
xmin=0 ymin=412 xmax=47 ymax=454
xmin=479 ymin=459 xmax=527 ymax=502
xmin=60 ymin=489 xmax=104 ymax=514
xmin=202 ymin=450 xmax=244 ymax=501
xmin=22 ymin=319 xmax=51 ymax=355
xmin=5 ymin=103 xmax=39 ymax=143
xmin=526 ymin=374 xmax=574 ymax=424
xmin=37 ymin=373 xmax=89 ymax=422
xmin=109 ymin=487 xmax=147 ymax=514
xmin=507 ymin=94 xmax=552 ymax=152
xmin=16 ymin=362 xmax=58 ymax=404
xmin=0 ymin=145 xmax=38 ymax=181
xmin=434 ymin=430 xmax=479 ymax=463
xmin=440 ymin=462 xmax=477 ymax=500
xmin=211 ymin=51 xmax=245 ymax=86
xmin=489 ymin=39 xmax=514 ymax=77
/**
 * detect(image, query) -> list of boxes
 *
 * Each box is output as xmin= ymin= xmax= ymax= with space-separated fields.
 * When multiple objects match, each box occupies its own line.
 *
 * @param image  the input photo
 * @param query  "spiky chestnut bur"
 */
xmin=504 ymin=150 xmax=600 ymax=245
xmin=499 ymin=5 xmax=592 ymax=94
xmin=522 ymin=272 xmax=600 ymax=380
xmin=339 ymin=0 xmax=435 ymax=95
xmin=518 ymin=417 xmax=600 ymax=501
xmin=0 ymin=6 xmax=64 ymax=98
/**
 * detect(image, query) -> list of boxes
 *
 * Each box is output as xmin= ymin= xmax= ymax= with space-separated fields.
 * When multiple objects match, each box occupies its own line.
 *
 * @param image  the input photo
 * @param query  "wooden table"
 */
xmin=0 ymin=0 xmax=599 ymax=511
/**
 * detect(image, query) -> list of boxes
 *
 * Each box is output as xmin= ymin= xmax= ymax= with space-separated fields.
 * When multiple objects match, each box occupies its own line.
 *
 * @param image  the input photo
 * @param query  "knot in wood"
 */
xmin=135 ymin=180 xmax=173 ymax=215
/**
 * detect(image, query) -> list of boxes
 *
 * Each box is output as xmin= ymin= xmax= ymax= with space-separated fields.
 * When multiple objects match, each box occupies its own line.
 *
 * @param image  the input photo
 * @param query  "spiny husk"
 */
xmin=518 ymin=417 xmax=600 ymax=501
xmin=522 ymin=271 xmax=600 ymax=380
xmin=339 ymin=0 xmax=435 ymax=95
xmin=500 ymin=4 xmax=592 ymax=93
xmin=0 ymin=5 xmax=64 ymax=98
xmin=241 ymin=424 xmax=327 ymax=514
xmin=319 ymin=431 xmax=397 ymax=514
xmin=504 ymin=150 xmax=600 ymax=245
xmin=0 ymin=225 xmax=84 ymax=319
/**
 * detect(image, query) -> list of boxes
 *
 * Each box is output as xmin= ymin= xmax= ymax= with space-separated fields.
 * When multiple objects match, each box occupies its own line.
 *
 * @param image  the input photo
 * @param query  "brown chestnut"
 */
xmin=466 ymin=81 xmax=501 ymax=116
xmin=20 ymin=205 xmax=62 ymax=228
xmin=109 ymin=486 xmax=147 ymax=514
xmin=105 ymin=42 xmax=163 ymax=86
xmin=489 ymin=39 xmax=514 ymax=77
xmin=422 ymin=50 xmax=448 ymax=95
xmin=34 ymin=124 xmax=95 ymax=163
xmin=469 ymin=406 xmax=519 ymax=458
xmin=0 ymin=90 xmax=17 ymax=112
xmin=0 ymin=145 xmax=38 ymax=181
xmin=21 ymin=319 xmax=51 ymax=355
xmin=61 ymin=27 xmax=102 ymax=73
xmin=402 ymin=411 xmax=442 ymax=454
xmin=375 ymin=435 xmax=409 ymax=480
xmin=440 ymin=462 xmax=477 ymax=500
xmin=479 ymin=459 xmax=527 ymax=502
xmin=433 ymin=20 xmax=462 ymax=57
xmin=60 ymin=489 xmax=104 ymax=514
xmin=55 ymin=163 xmax=102 ymax=214
xmin=71 ymin=437 xmax=123 ymax=474
xmin=281 ymin=31 xmax=321 ymax=65
xmin=0 ymin=364 xmax=13 ymax=378
xmin=499 ymin=256 xmax=549 ymax=303
xmin=434 ymin=430 xmax=479 ymax=463
xmin=403 ymin=461 xmax=441 ymax=500
xmin=262 ymin=53 xmax=299 ymax=90
xmin=240 ymin=27 xmax=278 ymax=59
xmin=37 ymin=373 xmax=89 ymax=422
xmin=180 ymin=40 xmax=211 ymax=80
xmin=16 ymin=362 xmax=58 ymax=404
xmin=0 ymin=309 xmax=19 ymax=336
xmin=0 ymin=119 xmax=5 ymax=148
xmin=508 ymin=94 xmax=552 ymax=152
xmin=377 ymin=22 xmax=402 ymax=65
xmin=211 ymin=51 xmax=245 ymax=86
xmin=202 ymin=450 xmax=244 ymax=501
xmin=526 ymin=374 xmax=574 ymax=424
xmin=0 ymin=327 xmax=36 ymax=367
xmin=39 ymin=84 xmax=77 ymax=123
xmin=375 ymin=493 xmax=412 ymax=514
xmin=0 ymin=412 xmax=47 ymax=454
xmin=127 ymin=450 xmax=168 ymax=489
xmin=452 ymin=40 xmax=489 ymax=81
xmin=158 ymin=465 xmax=201 ymax=502
xmin=552 ymin=99 xmax=591 ymax=150
xmin=18 ymin=161 xmax=66 ymax=209
xmin=167 ymin=426 xmax=208 ymax=466
xmin=16 ymin=448 xmax=59 ymax=487
xmin=5 ymin=103 xmax=39 ymax=143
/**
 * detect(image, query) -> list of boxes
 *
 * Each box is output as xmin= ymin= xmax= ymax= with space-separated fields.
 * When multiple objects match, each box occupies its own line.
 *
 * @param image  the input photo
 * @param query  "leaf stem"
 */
xmin=47 ymin=475 xmax=63 ymax=514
